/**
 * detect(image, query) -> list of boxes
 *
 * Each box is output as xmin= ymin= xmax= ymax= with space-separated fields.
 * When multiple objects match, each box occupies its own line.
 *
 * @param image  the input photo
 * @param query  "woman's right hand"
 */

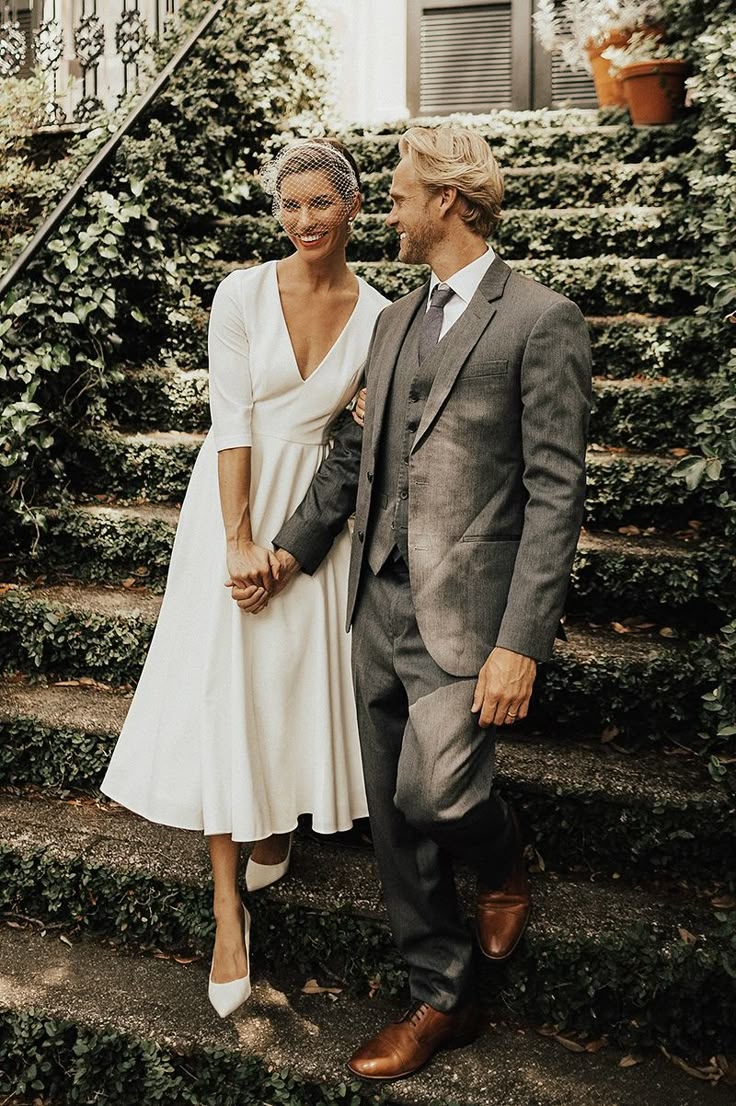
xmin=225 ymin=541 xmax=279 ymax=592
xmin=352 ymin=387 xmax=367 ymax=428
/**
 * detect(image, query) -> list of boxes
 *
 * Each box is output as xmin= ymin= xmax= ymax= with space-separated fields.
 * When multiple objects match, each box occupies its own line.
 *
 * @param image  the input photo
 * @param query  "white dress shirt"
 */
xmin=427 ymin=246 xmax=496 ymax=342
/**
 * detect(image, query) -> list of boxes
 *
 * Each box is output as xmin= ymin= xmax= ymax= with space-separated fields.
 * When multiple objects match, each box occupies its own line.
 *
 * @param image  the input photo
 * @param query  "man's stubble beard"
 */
xmin=399 ymin=213 xmax=442 ymax=266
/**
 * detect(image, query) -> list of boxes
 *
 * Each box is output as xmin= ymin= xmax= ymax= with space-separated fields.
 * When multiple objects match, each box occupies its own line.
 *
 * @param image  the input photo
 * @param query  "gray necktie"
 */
xmin=418 ymin=283 xmax=455 ymax=363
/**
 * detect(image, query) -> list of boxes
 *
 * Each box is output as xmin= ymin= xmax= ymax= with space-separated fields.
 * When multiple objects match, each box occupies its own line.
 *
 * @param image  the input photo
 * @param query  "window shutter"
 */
xmin=420 ymin=4 xmax=513 ymax=114
xmin=549 ymin=3 xmax=597 ymax=107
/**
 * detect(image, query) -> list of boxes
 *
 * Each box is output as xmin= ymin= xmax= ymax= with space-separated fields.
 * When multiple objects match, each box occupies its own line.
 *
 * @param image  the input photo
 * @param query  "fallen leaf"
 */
xmin=59 ymin=934 xmax=72 ymax=947
xmin=173 ymin=955 xmax=202 ymax=965
xmin=617 ymin=525 xmax=641 ymax=536
xmin=670 ymin=448 xmax=690 ymax=457
xmin=601 ymin=725 xmax=620 ymax=744
xmin=678 ymin=928 xmax=698 ymax=944
xmin=668 ymin=1054 xmax=714 ymax=1081
xmin=134 ymin=566 xmax=149 ymax=576
xmin=688 ymin=520 xmax=703 ymax=529
xmin=52 ymin=679 xmax=81 ymax=687
xmin=619 ymin=1055 xmax=644 ymax=1068
xmin=711 ymin=894 xmax=736 ymax=911
xmin=367 ymin=978 xmax=381 ymax=999
xmin=585 ymin=1039 xmax=608 ymax=1053
xmin=555 ymin=1035 xmax=586 ymax=1053
xmin=659 ymin=627 xmax=678 ymax=638
xmin=536 ymin=1026 xmax=557 ymax=1037
xmin=78 ymin=676 xmax=96 ymax=686
xmin=611 ymin=622 xmax=630 ymax=634
xmin=122 ymin=577 xmax=136 ymax=588
xmin=5 ymin=920 xmax=23 ymax=930
xmin=302 ymin=978 xmax=342 ymax=995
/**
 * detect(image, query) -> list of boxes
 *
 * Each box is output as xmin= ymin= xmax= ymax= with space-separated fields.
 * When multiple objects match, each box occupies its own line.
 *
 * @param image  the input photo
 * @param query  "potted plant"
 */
xmin=603 ymin=31 xmax=689 ymax=125
xmin=532 ymin=0 xmax=663 ymax=108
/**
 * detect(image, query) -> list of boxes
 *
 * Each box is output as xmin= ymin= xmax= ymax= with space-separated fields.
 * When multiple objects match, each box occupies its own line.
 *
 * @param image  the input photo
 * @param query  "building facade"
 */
xmin=317 ymin=0 xmax=595 ymax=123
xmin=0 ymin=0 xmax=594 ymax=126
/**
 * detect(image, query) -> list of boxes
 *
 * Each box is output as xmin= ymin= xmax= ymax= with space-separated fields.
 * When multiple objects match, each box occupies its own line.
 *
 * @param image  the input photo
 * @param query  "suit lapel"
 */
xmin=370 ymin=280 xmax=429 ymax=455
xmin=411 ymin=256 xmax=512 ymax=454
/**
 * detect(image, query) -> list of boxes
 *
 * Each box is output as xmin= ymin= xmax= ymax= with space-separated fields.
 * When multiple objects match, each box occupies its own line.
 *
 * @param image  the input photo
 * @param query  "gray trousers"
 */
xmin=351 ymin=557 xmax=514 ymax=1012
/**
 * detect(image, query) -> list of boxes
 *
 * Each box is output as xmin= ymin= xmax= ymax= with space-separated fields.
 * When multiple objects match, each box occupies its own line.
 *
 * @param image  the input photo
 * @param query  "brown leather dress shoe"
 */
xmin=347 ymin=1000 xmax=483 ymax=1081
xmin=476 ymin=813 xmax=531 ymax=960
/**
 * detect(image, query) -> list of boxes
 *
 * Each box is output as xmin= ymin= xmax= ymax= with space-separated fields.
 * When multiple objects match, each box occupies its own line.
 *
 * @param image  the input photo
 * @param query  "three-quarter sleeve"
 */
xmin=208 ymin=273 xmax=253 ymax=451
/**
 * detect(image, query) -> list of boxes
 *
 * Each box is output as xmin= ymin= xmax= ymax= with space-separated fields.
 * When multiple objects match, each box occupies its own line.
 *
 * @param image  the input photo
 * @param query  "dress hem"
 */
xmin=100 ymin=785 xmax=368 ymax=841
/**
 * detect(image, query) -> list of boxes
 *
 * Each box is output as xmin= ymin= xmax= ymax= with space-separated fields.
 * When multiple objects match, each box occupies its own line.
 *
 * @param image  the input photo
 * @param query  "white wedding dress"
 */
xmin=102 ymin=261 xmax=388 ymax=840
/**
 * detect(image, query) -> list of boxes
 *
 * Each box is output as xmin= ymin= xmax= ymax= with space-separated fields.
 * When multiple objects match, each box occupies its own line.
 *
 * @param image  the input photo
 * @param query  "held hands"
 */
xmin=352 ymin=387 xmax=367 ymax=428
xmin=472 ymin=646 xmax=537 ymax=728
xmin=225 ymin=545 xmax=301 ymax=614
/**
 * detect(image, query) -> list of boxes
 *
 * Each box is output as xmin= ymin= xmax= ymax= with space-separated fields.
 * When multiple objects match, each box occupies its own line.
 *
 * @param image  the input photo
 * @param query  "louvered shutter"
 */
xmin=419 ymin=3 xmax=514 ymax=114
xmin=549 ymin=3 xmax=596 ymax=107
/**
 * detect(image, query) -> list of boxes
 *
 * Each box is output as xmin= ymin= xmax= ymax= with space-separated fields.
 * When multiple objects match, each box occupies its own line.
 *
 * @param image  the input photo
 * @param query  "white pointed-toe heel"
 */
xmin=208 ymin=904 xmax=251 ymax=1018
xmin=245 ymin=834 xmax=292 ymax=892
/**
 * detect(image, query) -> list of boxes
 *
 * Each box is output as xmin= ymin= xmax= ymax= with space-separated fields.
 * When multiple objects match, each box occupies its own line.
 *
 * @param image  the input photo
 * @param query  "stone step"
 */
xmin=0 ymin=585 xmax=723 ymax=743
xmin=0 ymin=682 xmax=732 ymax=883
xmin=24 ymin=503 xmax=736 ymax=627
xmin=222 ymin=159 xmax=688 ymax=217
xmin=0 ymin=791 xmax=732 ymax=1058
xmin=203 ymin=257 xmax=701 ymax=316
xmin=210 ymin=206 xmax=693 ymax=264
xmin=587 ymin=313 xmax=726 ymax=380
xmin=2 ymin=925 xmax=731 ymax=1104
xmin=64 ymin=428 xmax=721 ymax=530
xmin=338 ymin=121 xmax=690 ymax=174
xmin=591 ymin=377 xmax=712 ymax=449
xmin=103 ymin=364 xmax=714 ymax=452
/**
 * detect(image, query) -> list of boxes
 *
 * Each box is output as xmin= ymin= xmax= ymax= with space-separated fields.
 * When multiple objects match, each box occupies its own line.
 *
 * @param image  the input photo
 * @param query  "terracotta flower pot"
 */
xmin=585 ymin=26 xmax=662 ymax=109
xmin=586 ymin=30 xmax=630 ymax=107
xmin=619 ymin=59 xmax=689 ymax=125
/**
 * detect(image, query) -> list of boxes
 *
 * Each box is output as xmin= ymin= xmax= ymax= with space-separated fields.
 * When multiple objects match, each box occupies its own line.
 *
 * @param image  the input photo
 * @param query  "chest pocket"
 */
xmin=459 ymin=358 xmax=508 ymax=381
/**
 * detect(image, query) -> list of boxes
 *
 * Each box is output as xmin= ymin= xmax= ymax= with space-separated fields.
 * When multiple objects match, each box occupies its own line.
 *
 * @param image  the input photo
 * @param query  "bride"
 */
xmin=101 ymin=138 xmax=388 ymax=1016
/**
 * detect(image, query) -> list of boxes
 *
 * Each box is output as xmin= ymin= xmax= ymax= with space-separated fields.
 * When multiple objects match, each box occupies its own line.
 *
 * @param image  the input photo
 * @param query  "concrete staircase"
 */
xmin=1 ymin=113 xmax=734 ymax=1104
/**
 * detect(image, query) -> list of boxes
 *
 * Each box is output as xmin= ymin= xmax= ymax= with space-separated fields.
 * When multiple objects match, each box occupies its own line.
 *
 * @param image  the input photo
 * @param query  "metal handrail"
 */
xmin=0 ymin=0 xmax=229 ymax=302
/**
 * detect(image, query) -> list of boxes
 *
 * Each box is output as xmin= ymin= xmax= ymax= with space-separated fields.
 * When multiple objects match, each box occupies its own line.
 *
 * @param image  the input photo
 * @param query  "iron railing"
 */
xmin=0 ymin=0 xmax=228 ymax=299
xmin=0 ymin=0 xmax=186 ymax=123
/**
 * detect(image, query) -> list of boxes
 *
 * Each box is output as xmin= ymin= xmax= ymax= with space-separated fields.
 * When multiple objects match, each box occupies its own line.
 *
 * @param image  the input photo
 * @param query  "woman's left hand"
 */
xmin=352 ymin=387 xmax=367 ymax=428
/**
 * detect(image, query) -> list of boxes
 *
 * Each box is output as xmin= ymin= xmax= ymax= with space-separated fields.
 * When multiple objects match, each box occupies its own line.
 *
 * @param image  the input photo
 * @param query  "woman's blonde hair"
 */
xmin=398 ymin=125 xmax=504 ymax=237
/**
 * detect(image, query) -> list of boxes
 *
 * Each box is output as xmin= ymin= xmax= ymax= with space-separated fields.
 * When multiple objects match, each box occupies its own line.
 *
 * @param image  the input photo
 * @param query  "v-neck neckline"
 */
xmin=273 ymin=261 xmax=363 ymax=384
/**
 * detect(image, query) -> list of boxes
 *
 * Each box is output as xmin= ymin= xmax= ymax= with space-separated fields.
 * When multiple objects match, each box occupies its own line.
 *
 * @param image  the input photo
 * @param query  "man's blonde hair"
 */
xmin=398 ymin=125 xmax=504 ymax=238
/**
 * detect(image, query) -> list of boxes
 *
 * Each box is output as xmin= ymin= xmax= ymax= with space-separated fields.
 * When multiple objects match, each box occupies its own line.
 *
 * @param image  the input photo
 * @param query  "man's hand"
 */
xmin=270 ymin=548 xmax=301 ymax=596
xmin=352 ymin=387 xmax=367 ymax=428
xmin=471 ymin=646 xmax=537 ymax=728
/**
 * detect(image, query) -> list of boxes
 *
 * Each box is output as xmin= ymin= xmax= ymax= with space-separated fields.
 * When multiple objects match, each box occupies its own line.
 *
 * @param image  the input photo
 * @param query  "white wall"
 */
xmin=314 ymin=0 xmax=409 ymax=126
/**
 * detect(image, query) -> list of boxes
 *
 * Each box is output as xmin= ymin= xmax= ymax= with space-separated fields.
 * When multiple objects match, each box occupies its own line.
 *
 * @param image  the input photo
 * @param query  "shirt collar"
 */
xmin=428 ymin=246 xmax=496 ymax=306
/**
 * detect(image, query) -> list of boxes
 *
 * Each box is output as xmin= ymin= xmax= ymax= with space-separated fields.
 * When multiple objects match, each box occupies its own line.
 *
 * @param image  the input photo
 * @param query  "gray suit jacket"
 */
xmin=274 ymin=256 xmax=592 ymax=674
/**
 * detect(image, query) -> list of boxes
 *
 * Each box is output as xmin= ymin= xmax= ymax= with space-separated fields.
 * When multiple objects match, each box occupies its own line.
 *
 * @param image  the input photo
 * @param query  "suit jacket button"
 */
xmin=358 ymin=530 xmax=365 ymax=543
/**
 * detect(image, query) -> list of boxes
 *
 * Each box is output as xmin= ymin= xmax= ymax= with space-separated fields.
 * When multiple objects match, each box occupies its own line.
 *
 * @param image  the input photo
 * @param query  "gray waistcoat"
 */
xmin=366 ymin=298 xmax=443 ymax=573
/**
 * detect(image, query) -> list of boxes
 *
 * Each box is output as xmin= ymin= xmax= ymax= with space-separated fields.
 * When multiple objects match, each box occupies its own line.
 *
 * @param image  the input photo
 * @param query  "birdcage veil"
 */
xmin=260 ymin=139 xmax=360 ymax=233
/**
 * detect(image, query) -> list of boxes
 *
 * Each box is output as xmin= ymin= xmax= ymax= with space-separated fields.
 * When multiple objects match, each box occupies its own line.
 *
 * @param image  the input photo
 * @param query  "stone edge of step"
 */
xmin=1 ymin=923 xmax=726 ymax=1106
xmin=0 ymin=791 xmax=714 ymax=939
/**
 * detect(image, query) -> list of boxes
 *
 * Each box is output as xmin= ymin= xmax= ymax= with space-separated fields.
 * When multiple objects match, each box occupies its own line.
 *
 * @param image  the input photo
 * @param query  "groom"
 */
xmin=248 ymin=125 xmax=590 ymax=1078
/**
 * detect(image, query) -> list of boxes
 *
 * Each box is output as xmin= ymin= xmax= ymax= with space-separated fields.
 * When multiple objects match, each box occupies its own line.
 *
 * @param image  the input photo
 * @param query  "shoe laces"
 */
xmin=398 ymin=1001 xmax=430 ymax=1029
